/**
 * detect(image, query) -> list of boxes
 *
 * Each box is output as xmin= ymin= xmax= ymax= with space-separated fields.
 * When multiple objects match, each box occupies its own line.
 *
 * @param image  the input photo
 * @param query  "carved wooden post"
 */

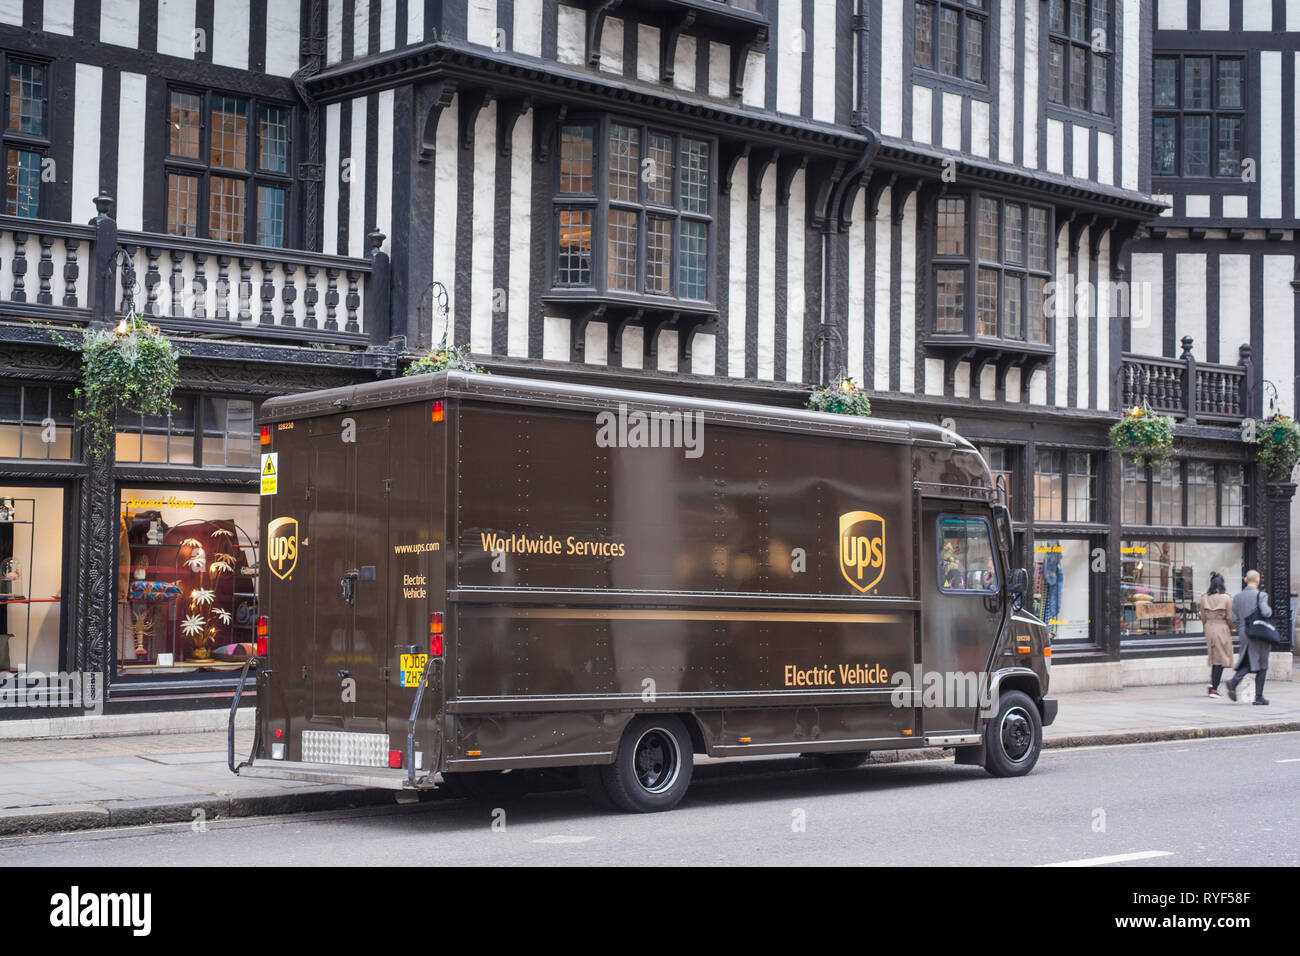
xmin=1265 ymin=481 xmax=1296 ymax=652
xmin=1239 ymin=344 xmax=1258 ymax=418
xmin=1180 ymin=335 xmax=1197 ymax=424
xmin=365 ymin=229 xmax=391 ymax=348
xmin=90 ymin=193 xmax=117 ymax=327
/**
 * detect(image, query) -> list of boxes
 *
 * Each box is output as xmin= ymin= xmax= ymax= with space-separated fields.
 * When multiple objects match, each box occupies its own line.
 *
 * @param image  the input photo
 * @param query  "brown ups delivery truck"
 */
xmin=230 ymin=371 xmax=1056 ymax=812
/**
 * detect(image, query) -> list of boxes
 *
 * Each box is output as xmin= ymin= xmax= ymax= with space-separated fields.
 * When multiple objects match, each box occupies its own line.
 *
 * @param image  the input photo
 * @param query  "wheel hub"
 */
xmin=633 ymin=729 xmax=680 ymax=794
xmin=999 ymin=707 xmax=1033 ymax=762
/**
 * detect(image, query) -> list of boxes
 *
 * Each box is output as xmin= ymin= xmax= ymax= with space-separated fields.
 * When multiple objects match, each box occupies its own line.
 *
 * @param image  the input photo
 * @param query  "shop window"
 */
xmin=116 ymin=488 xmax=260 ymax=675
xmin=164 ymin=88 xmax=293 ymax=246
xmin=552 ymin=118 xmax=715 ymax=304
xmin=1121 ymin=455 xmax=1147 ymax=524
xmin=1125 ymin=459 xmax=1248 ymax=527
xmin=937 ymin=515 xmax=998 ymax=593
xmin=1220 ymin=463 xmax=1246 ymax=526
xmin=1032 ymin=538 xmax=1092 ymax=643
xmin=1034 ymin=449 xmax=1093 ymax=522
xmin=0 ymin=383 xmax=74 ymax=460
xmin=1120 ymin=539 xmax=1244 ymax=638
xmin=201 ymin=398 xmax=257 ymax=468
xmin=930 ymin=193 xmax=1053 ymax=344
xmin=115 ymin=395 xmax=196 ymax=465
xmin=4 ymin=55 xmax=49 ymax=217
xmin=1186 ymin=460 xmax=1215 ymax=526
xmin=0 ymin=488 xmax=64 ymax=673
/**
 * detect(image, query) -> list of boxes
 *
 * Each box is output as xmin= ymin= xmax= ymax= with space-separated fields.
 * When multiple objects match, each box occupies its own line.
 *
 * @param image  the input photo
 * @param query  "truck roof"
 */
xmin=259 ymin=370 xmax=978 ymax=454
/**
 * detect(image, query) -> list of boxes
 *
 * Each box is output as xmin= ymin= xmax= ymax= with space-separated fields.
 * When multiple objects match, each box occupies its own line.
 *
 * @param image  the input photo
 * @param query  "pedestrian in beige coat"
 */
xmin=1200 ymin=572 xmax=1234 ymax=697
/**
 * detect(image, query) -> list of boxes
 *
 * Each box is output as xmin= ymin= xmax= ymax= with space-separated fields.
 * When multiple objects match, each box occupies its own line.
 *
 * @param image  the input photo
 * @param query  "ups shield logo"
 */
xmin=839 ymin=511 xmax=886 ymax=593
xmin=267 ymin=516 xmax=299 ymax=580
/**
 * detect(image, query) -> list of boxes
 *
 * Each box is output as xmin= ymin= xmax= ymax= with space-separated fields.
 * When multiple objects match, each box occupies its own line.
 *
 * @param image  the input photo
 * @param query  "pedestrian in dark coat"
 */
xmin=1226 ymin=570 xmax=1273 ymax=705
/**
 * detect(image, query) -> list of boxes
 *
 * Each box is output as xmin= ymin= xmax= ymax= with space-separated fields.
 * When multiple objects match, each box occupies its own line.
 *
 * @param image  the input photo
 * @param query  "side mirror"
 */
xmin=1007 ymin=567 xmax=1028 ymax=599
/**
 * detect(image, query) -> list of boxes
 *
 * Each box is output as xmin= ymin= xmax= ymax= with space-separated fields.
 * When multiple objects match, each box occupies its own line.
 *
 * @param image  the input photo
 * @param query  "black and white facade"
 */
xmin=0 ymin=0 xmax=1294 ymax=710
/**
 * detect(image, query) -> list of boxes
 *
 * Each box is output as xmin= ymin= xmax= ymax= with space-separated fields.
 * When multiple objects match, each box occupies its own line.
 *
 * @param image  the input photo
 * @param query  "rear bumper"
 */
xmin=236 ymin=759 xmax=438 ymax=790
xmin=1039 ymin=696 xmax=1059 ymax=727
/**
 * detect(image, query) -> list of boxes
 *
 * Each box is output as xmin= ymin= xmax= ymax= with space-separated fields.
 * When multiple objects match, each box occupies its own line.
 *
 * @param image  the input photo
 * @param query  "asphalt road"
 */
xmin=3 ymin=732 xmax=1297 ymax=867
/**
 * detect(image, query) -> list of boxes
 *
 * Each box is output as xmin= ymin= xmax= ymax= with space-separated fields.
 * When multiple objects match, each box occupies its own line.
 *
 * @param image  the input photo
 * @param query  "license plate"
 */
xmin=399 ymin=653 xmax=428 ymax=688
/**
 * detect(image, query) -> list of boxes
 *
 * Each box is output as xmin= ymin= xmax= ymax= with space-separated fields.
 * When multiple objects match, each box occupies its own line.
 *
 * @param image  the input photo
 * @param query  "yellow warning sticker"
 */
xmin=260 ymin=453 xmax=278 ymax=496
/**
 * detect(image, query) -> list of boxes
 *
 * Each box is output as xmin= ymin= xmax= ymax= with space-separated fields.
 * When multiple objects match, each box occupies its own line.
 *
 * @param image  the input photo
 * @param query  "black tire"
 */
xmin=599 ymin=715 xmax=694 ymax=813
xmin=983 ymin=690 xmax=1043 ymax=777
xmin=801 ymin=751 xmax=871 ymax=769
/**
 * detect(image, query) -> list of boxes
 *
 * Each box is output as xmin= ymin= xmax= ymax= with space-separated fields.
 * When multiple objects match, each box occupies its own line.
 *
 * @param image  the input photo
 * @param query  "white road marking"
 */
xmin=531 ymin=834 xmax=594 ymax=844
xmin=1038 ymin=850 xmax=1172 ymax=867
xmin=1276 ymin=758 xmax=1300 ymax=763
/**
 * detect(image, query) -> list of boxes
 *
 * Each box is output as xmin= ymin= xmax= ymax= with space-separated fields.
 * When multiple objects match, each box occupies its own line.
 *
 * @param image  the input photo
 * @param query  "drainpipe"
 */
xmin=818 ymin=0 xmax=878 ymax=384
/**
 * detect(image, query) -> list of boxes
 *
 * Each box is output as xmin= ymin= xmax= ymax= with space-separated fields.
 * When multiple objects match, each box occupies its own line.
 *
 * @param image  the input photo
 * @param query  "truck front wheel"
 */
xmin=599 ymin=715 xmax=694 ymax=812
xmin=983 ymin=690 xmax=1043 ymax=777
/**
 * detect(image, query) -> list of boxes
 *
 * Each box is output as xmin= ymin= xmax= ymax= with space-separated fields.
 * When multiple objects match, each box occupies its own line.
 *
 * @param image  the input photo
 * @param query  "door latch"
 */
xmin=341 ymin=569 xmax=358 ymax=604
xmin=337 ymin=669 xmax=350 ymax=680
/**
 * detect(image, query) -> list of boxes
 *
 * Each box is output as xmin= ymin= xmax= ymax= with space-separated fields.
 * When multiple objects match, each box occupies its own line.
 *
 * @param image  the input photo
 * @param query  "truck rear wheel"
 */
xmin=599 ymin=715 xmax=694 ymax=813
xmin=983 ymin=690 xmax=1043 ymax=777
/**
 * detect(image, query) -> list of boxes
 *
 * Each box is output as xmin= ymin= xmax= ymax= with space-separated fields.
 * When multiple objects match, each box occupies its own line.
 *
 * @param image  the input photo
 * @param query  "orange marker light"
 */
xmin=259 ymin=426 xmax=271 ymax=445
xmin=739 ymin=737 xmax=752 ymax=744
xmin=1043 ymin=647 xmax=1052 ymax=657
xmin=903 ymin=729 xmax=913 ymax=736
xmin=467 ymin=750 xmax=482 ymax=757
xmin=431 ymin=400 xmax=445 ymax=423
xmin=1016 ymin=646 xmax=1032 ymax=654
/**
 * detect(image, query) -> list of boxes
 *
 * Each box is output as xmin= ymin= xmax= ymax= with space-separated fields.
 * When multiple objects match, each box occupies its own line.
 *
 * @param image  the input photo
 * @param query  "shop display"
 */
xmin=116 ymin=500 xmax=259 ymax=672
xmin=1119 ymin=539 xmax=1243 ymax=638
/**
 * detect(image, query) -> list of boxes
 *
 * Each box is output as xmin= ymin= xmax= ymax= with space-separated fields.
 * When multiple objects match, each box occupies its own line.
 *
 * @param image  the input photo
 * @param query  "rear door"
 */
xmin=307 ymin=415 xmax=389 ymax=731
xmin=920 ymin=501 xmax=1005 ymax=733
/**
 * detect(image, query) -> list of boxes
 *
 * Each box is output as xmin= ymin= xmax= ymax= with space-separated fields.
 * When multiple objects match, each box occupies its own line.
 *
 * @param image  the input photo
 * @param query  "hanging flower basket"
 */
xmin=806 ymin=377 xmax=872 ymax=417
xmin=1251 ymin=413 xmax=1300 ymax=483
xmin=1108 ymin=405 xmax=1174 ymax=465
xmin=52 ymin=311 xmax=183 ymax=457
xmin=403 ymin=342 xmax=486 ymax=377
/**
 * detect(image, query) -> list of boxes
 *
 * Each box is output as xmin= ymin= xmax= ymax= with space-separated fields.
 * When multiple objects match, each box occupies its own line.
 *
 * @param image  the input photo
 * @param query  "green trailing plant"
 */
xmin=806 ymin=377 xmax=872 ymax=417
xmin=1251 ymin=413 xmax=1300 ymax=483
xmin=403 ymin=342 xmax=486 ymax=376
xmin=1108 ymin=405 xmax=1175 ymax=465
xmin=50 ymin=312 xmax=183 ymax=456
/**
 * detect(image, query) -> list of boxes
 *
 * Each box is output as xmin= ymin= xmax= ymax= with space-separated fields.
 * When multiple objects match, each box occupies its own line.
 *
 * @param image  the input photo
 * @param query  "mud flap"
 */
xmin=954 ymin=743 xmax=986 ymax=766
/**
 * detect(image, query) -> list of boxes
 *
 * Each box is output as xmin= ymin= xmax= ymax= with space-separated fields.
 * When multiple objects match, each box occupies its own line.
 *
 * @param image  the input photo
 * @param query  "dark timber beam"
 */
xmin=586 ymin=0 xmax=623 ymax=68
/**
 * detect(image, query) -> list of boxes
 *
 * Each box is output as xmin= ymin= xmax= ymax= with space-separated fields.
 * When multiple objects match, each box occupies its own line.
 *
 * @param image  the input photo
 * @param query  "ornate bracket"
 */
xmin=660 ymin=10 xmax=697 ymax=85
xmin=607 ymin=309 xmax=641 ymax=365
xmin=459 ymin=88 xmax=495 ymax=152
xmin=865 ymin=171 xmax=896 ymax=221
xmin=644 ymin=314 xmax=672 ymax=367
xmin=730 ymin=25 xmax=769 ymax=98
xmin=890 ymin=176 xmax=921 ymax=226
xmin=777 ymin=153 xmax=808 ymax=205
xmin=497 ymin=95 xmax=533 ymax=158
xmin=586 ymin=0 xmax=623 ymax=68
xmin=808 ymin=158 xmax=847 ymax=230
xmin=719 ymin=141 xmax=751 ymax=195
xmin=749 ymin=148 xmax=779 ymax=201
xmin=417 ymin=79 xmax=458 ymax=164
xmin=534 ymin=105 xmax=570 ymax=165
xmin=570 ymin=303 xmax=607 ymax=362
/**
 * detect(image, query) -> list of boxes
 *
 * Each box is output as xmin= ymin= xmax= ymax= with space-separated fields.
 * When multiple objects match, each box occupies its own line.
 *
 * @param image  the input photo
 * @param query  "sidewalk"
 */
xmin=1 ymin=681 xmax=1296 ymax=836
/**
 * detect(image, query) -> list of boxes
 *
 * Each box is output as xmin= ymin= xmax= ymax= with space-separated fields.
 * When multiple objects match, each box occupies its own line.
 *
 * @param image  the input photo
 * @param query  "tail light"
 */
xmin=431 ymin=401 xmax=445 ymax=423
xmin=259 ymin=426 xmax=271 ymax=445
xmin=429 ymin=612 xmax=444 ymax=656
xmin=388 ymin=750 xmax=403 ymax=768
xmin=255 ymin=615 xmax=268 ymax=656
